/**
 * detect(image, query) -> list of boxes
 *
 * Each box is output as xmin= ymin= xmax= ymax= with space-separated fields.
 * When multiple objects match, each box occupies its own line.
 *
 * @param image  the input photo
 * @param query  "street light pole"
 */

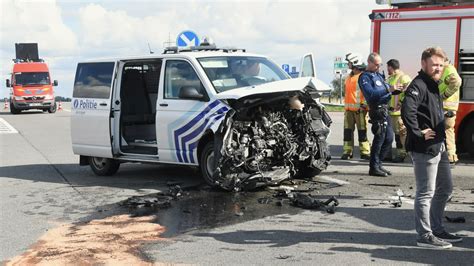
xmin=339 ymin=73 xmax=343 ymax=104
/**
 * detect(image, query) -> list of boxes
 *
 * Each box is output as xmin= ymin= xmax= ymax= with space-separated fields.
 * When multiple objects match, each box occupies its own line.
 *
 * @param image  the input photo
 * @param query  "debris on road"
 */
xmin=367 ymin=183 xmax=399 ymax=187
xmin=445 ymin=216 xmax=466 ymax=223
xmin=276 ymin=255 xmax=293 ymax=260
xmin=289 ymin=193 xmax=339 ymax=213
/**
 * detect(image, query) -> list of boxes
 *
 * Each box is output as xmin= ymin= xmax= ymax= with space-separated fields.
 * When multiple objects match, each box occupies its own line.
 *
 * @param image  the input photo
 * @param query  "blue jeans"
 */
xmin=369 ymin=115 xmax=394 ymax=169
xmin=411 ymin=147 xmax=452 ymax=237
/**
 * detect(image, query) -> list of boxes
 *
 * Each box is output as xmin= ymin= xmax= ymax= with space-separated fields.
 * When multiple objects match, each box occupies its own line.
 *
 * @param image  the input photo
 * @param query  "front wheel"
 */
xmin=10 ymin=101 xmax=20 ymax=114
xmin=199 ymin=141 xmax=217 ymax=186
xmin=48 ymin=102 xmax=57 ymax=113
xmin=88 ymin=157 xmax=120 ymax=176
xmin=295 ymin=166 xmax=322 ymax=179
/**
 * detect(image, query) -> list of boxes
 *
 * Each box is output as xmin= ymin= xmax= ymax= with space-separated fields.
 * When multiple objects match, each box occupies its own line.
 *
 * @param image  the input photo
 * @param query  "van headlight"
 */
xmin=14 ymin=96 xmax=23 ymax=101
xmin=44 ymin=94 xmax=53 ymax=100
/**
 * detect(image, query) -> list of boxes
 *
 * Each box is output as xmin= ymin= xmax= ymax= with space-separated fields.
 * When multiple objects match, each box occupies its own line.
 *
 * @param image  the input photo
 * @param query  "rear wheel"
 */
xmin=88 ymin=157 xmax=120 ymax=176
xmin=48 ymin=102 xmax=57 ymax=113
xmin=199 ymin=141 xmax=216 ymax=186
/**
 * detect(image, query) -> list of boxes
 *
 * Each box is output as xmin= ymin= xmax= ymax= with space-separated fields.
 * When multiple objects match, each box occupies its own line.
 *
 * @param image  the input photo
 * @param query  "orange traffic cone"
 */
xmin=3 ymin=101 xmax=8 ymax=110
xmin=57 ymin=101 xmax=62 ymax=111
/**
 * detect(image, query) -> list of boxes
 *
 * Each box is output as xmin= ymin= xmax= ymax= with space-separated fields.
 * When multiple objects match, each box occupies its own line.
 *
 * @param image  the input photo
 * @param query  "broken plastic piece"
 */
xmin=445 ymin=216 xmax=465 ymax=223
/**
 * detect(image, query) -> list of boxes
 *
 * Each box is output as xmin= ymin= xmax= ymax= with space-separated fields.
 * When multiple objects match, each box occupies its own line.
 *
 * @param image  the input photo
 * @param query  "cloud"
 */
xmin=0 ymin=0 xmax=78 ymax=56
xmin=1 ymin=0 xmax=387 ymax=98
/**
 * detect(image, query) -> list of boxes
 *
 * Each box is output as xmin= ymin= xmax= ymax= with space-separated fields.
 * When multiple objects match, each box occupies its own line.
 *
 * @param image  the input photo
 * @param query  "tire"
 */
xmin=295 ymin=166 xmax=322 ymax=179
xmin=199 ymin=141 xmax=217 ymax=186
xmin=88 ymin=157 xmax=120 ymax=176
xmin=48 ymin=102 xmax=57 ymax=113
xmin=462 ymin=121 xmax=474 ymax=158
xmin=10 ymin=101 xmax=20 ymax=114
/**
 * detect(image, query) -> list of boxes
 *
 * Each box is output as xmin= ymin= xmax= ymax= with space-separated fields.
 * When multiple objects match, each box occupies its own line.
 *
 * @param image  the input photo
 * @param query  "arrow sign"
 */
xmin=176 ymin=30 xmax=200 ymax=47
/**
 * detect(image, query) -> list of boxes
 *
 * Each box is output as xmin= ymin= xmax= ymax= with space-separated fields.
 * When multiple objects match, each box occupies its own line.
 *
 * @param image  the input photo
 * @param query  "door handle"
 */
xmin=100 ymin=103 xmax=107 ymax=106
xmin=159 ymin=103 xmax=168 ymax=107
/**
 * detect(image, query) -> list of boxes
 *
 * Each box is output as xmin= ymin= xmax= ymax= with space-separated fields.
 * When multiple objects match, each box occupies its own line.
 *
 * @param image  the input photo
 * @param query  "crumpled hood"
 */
xmin=215 ymin=77 xmax=331 ymax=100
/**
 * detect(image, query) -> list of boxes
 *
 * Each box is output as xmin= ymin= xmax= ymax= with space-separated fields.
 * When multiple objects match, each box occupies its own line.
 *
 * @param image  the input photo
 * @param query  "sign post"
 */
xmin=334 ymin=57 xmax=349 ymax=104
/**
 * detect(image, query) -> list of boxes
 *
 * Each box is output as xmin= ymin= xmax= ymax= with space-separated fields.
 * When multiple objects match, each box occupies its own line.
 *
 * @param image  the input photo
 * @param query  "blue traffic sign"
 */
xmin=176 ymin=30 xmax=200 ymax=47
xmin=282 ymin=64 xmax=290 ymax=73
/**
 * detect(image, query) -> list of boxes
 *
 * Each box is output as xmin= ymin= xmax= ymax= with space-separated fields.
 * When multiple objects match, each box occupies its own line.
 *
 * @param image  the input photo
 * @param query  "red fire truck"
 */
xmin=6 ymin=43 xmax=58 ymax=114
xmin=370 ymin=1 xmax=474 ymax=157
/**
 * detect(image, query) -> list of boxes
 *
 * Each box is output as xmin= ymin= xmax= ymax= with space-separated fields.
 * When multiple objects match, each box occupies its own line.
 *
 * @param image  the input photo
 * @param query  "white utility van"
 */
xmin=71 ymin=42 xmax=332 ymax=191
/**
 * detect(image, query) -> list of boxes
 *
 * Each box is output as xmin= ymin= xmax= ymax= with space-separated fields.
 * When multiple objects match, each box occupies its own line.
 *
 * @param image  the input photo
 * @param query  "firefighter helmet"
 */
xmin=345 ymin=52 xmax=364 ymax=68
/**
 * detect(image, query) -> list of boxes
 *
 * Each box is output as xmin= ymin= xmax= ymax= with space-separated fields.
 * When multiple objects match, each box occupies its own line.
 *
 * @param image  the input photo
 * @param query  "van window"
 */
xmin=73 ymin=62 xmax=115 ymax=99
xmin=164 ymin=60 xmax=205 ymax=99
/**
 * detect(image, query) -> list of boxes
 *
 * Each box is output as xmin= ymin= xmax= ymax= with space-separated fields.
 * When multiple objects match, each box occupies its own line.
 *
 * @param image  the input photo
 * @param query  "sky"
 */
xmin=0 ymin=0 xmax=388 ymax=98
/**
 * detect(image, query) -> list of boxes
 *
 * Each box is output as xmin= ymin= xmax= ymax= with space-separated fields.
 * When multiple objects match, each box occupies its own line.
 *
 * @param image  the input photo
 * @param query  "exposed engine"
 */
xmin=212 ymin=91 xmax=331 ymax=191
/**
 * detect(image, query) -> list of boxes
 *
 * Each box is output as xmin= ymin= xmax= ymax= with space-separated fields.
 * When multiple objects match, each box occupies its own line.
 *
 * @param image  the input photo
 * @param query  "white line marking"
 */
xmin=316 ymin=175 xmax=350 ymax=185
xmin=0 ymin=118 xmax=18 ymax=134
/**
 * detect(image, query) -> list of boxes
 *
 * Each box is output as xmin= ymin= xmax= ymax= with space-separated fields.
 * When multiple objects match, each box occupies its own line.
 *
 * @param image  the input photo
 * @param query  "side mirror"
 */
xmin=178 ymin=86 xmax=208 ymax=101
xmin=53 ymin=80 xmax=58 ymax=86
xmin=6 ymin=79 xmax=10 ymax=88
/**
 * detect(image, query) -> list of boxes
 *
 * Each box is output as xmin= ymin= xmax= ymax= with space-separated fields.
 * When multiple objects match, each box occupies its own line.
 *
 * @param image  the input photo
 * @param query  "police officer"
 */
xmin=358 ymin=53 xmax=394 ymax=177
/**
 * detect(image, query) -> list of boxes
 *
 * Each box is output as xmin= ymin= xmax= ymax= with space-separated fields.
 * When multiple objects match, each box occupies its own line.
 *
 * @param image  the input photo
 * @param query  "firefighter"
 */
xmin=439 ymin=59 xmax=462 ymax=164
xmin=386 ymin=59 xmax=411 ymax=163
xmin=341 ymin=53 xmax=371 ymax=160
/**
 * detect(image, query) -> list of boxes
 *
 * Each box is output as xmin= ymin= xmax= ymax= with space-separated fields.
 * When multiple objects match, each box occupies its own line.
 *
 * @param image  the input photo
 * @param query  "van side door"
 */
xmin=71 ymin=62 xmax=117 ymax=158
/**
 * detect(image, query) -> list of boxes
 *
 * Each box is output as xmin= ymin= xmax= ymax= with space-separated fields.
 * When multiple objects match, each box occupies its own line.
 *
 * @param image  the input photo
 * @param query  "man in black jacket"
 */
xmin=402 ymin=47 xmax=462 ymax=249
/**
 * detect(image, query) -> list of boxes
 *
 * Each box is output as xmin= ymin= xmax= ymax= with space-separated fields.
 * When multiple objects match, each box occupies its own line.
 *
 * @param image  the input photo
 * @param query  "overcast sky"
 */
xmin=0 ymin=0 xmax=388 ymax=98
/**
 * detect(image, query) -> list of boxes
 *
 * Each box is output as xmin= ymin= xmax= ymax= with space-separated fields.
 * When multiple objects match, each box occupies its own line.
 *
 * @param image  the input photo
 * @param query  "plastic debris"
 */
xmin=445 ymin=216 xmax=466 ymax=223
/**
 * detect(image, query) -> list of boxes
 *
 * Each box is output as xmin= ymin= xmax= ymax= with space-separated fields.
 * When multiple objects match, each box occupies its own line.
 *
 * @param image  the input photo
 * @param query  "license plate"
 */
xmin=30 ymin=103 xmax=42 ymax=106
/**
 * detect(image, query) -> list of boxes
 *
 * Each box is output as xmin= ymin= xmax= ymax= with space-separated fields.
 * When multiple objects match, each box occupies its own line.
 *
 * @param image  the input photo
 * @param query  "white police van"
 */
xmin=71 ymin=42 xmax=332 ymax=191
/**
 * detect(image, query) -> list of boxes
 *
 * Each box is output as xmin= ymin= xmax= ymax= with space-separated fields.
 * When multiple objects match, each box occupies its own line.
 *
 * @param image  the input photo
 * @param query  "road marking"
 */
xmin=61 ymin=108 xmax=71 ymax=112
xmin=0 ymin=118 xmax=18 ymax=134
xmin=316 ymin=175 xmax=350 ymax=185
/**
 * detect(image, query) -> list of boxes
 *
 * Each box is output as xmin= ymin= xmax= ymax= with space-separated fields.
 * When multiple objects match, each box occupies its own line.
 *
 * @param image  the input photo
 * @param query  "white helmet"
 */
xmin=345 ymin=52 xmax=364 ymax=68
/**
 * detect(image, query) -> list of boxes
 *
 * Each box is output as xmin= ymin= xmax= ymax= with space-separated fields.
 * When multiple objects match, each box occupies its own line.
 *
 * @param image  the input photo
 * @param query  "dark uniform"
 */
xmin=358 ymin=71 xmax=394 ymax=175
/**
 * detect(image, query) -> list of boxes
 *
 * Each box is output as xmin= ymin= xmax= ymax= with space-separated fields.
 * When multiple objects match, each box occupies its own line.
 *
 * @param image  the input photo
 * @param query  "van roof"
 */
xmin=13 ymin=62 xmax=49 ymax=73
xmin=79 ymin=51 xmax=264 ymax=63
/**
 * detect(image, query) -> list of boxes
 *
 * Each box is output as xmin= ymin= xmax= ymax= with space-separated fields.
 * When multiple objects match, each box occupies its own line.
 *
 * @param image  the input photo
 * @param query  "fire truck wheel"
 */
xmin=88 ymin=157 xmax=120 ymax=176
xmin=10 ymin=101 xmax=21 ymax=114
xmin=48 ymin=102 xmax=57 ymax=113
xmin=199 ymin=141 xmax=217 ymax=186
xmin=463 ymin=121 xmax=474 ymax=157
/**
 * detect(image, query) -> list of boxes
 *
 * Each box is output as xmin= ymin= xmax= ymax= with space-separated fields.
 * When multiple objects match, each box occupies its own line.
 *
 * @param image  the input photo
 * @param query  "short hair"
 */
xmin=421 ymin=47 xmax=446 ymax=61
xmin=368 ymin=52 xmax=380 ymax=63
xmin=387 ymin=59 xmax=400 ymax=70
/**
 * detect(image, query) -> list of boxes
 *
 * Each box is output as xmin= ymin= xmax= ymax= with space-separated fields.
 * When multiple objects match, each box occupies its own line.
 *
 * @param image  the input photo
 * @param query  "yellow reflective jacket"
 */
xmin=439 ymin=64 xmax=461 ymax=111
xmin=387 ymin=70 xmax=411 ymax=115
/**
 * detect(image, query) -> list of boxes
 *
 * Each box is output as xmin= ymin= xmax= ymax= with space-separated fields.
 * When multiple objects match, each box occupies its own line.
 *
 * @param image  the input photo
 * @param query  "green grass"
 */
xmin=322 ymin=104 xmax=345 ymax=112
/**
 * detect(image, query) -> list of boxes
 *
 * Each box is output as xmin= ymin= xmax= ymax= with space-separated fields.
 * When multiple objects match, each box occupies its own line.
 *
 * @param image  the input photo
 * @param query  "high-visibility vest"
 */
xmin=387 ymin=71 xmax=411 ymax=116
xmin=439 ymin=64 xmax=461 ymax=111
xmin=344 ymin=73 xmax=365 ymax=111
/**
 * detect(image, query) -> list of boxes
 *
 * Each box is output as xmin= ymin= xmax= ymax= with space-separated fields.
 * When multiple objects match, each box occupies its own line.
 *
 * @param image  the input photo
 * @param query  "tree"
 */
xmin=330 ymin=75 xmax=346 ymax=101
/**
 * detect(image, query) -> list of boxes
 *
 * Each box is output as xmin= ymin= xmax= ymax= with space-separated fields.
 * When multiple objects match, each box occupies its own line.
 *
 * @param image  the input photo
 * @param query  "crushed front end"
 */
xmin=212 ymin=87 xmax=332 ymax=191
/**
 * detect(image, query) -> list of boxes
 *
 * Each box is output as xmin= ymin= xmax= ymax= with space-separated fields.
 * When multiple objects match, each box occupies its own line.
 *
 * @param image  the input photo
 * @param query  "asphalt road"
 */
xmin=1 ymin=103 xmax=473 ymax=264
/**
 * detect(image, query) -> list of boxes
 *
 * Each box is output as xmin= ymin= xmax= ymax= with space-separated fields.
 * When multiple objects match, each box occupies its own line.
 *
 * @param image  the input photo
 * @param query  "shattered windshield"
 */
xmin=14 ymin=72 xmax=50 ymax=86
xmin=198 ymin=56 xmax=288 ymax=93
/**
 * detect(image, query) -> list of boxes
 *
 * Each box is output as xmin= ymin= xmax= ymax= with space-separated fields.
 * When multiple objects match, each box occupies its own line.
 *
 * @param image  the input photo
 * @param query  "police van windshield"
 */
xmin=197 ymin=56 xmax=288 ymax=93
xmin=14 ymin=72 xmax=50 ymax=86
